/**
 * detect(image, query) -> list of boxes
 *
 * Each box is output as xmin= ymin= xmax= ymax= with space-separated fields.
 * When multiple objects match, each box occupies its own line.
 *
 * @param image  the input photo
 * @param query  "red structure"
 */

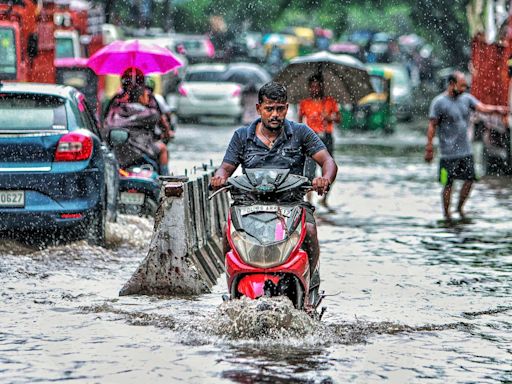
xmin=470 ymin=32 xmax=510 ymax=106
xmin=469 ymin=17 xmax=512 ymax=175
xmin=0 ymin=0 xmax=56 ymax=83
xmin=53 ymin=0 xmax=105 ymax=58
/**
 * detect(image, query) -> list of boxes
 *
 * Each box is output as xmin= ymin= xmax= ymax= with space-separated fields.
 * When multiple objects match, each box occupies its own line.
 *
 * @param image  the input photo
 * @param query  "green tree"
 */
xmin=410 ymin=0 xmax=469 ymax=66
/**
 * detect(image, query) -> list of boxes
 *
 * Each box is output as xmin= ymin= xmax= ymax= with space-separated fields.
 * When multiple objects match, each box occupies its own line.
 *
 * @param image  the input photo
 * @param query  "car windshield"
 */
xmin=185 ymin=71 xmax=225 ymax=82
xmin=56 ymin=37 xmax=76 ymax=59
xmin=0 ymin=94 xmax=67 ymax=131
xmin=370 ymin=76 xmax=385 ymax=93
xmin=0 ymin=27 xmax=17 ymax=78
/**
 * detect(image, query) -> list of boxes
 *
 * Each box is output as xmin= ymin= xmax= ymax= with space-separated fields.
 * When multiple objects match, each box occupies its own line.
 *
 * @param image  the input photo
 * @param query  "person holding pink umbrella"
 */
xmin=104 ymin=67 xmax=170 ymax=176
xmin=87 ymin=39 xmax=182 ymax=77
xmin=88 ymin=40 xmax=182 ymax=176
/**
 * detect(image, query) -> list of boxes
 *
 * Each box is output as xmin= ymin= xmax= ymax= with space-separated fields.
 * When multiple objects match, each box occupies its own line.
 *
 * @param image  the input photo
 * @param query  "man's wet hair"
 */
xmin=448 ymin=71 xmax=464 ymax=85
xmin=258 ymin=81 xmax=287 ymax=104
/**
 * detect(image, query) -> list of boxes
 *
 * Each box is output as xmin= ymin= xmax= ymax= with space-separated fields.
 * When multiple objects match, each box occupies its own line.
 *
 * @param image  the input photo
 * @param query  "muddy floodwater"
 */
xmin=1 ymin=122 xmax=511 ymax=383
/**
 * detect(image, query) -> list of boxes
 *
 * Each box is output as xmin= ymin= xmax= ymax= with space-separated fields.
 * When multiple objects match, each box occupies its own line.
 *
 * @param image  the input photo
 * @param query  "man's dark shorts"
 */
xmin=439 ymin=155 xmax=476 ymax=186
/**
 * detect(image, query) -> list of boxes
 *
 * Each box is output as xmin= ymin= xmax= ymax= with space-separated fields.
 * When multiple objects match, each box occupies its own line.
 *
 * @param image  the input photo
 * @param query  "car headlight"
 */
xmin=230 ymin=224 xmax=302 ymax=268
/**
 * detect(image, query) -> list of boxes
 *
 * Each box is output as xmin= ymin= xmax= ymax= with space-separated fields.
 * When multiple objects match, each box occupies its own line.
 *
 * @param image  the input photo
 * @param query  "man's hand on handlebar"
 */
xmin=211 ymin=163 xmax=237 ymax=191
xmin=210 ymin=175 xmax=228 ymax=190
xmin=312 ymin=176 xmax=331 ymax=196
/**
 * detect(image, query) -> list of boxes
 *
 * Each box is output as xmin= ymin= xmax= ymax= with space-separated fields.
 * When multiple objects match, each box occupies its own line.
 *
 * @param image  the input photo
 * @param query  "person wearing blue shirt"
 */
xmin=211 ymin=81 xmax=338 ymax=278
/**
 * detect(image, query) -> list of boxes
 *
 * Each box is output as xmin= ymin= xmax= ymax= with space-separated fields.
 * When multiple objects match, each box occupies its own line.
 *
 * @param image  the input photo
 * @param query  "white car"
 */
xmin=176 ymin=64 xmax=244 ymax=123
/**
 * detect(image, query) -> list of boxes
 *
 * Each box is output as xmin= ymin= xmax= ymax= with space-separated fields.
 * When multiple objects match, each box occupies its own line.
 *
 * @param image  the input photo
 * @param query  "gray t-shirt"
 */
xmin=428 ymin=92 xmax=479 ymax=159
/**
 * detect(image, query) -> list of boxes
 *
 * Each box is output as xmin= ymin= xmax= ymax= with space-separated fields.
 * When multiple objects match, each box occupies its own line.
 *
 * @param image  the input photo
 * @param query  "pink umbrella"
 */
xmin=87 ymin=39 xmax=182 ymax=75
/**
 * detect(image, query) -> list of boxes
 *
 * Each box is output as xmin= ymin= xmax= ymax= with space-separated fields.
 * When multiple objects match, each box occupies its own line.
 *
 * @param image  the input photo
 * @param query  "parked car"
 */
xmin=0 ymin=83 xmax=119 ymax=245
xmin=366 ymin=63 xmax=414 ymax=121
xmin=176 ymin=64 xmax=244 ymax=123
xmin=168 ymin=33 xmax=215 ymax=64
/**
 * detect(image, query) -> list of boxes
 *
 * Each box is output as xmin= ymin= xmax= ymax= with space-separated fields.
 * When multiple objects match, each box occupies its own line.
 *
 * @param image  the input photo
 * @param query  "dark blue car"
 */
xmin=0 ymin=82 xmax=119 ymax=245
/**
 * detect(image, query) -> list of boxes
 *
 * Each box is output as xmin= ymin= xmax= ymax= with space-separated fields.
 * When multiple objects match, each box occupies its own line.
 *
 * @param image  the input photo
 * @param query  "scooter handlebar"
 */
xmin=208 ymin=185 xmax=232 ymax=200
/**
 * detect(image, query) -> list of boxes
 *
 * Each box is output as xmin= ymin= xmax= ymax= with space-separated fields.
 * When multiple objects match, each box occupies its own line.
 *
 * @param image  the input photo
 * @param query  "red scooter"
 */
xmin=213 ymin=168 xmax=326 ymax=318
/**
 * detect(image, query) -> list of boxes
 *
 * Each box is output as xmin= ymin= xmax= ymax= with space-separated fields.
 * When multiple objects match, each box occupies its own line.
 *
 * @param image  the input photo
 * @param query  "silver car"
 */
xmin=176 ymin=64 xmax=244 ymax=123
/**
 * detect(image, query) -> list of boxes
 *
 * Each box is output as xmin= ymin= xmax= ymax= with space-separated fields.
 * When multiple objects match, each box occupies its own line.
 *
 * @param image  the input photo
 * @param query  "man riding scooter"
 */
xmin=104 ymin=67 xmax=170 ymax=176
xmin=210 ymin=82 xmax=338 ymax=296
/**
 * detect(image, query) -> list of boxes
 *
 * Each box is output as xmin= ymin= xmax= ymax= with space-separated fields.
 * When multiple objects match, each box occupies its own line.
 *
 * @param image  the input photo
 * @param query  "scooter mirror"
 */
xmin=109 ymin=129 xmax=129 ymax=146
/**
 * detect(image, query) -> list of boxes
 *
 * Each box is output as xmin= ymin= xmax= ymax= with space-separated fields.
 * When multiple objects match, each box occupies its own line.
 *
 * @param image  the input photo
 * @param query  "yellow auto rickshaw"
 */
xmin=263 ymin=33 xmax=300 ymax=61
xmin=341 ymin=67 xmax=395 ymax=133
xmin=289 ymin=27 xmax=315 ymax=56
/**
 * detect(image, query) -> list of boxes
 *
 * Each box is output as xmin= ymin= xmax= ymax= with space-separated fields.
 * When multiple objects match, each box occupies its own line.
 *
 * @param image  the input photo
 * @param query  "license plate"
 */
xmin=120 ymin=192 xmax=145 ymax=205
xmin=239 ymin=205 xmax=291 ymax=217
xmin=0 ymin=190 xmax=25 ymax=207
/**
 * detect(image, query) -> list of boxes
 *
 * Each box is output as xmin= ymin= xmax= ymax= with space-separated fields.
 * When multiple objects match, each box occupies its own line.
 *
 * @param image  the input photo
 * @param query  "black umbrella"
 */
xmin=274 ymin=51 xmax=374 ymax=104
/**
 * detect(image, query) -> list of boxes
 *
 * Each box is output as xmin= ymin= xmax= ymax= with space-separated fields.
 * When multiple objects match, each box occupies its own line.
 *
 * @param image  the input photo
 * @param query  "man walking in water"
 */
xmin=425 ymin=71 xmax=507 ymax=222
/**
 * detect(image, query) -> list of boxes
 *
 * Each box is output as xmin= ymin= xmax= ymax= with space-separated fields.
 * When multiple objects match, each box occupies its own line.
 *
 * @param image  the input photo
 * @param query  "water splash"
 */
xmin=208 ymin=296 xmax=317 ymax=340
xmin=106 ymin=214 xmax=153 ymax=248
xmin=80 ymin=302 xmax=176 ymax=328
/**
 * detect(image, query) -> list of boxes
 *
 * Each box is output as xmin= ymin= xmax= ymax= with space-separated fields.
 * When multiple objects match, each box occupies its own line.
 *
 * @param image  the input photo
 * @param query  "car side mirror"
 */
xmin=109 ymin=129 xmax=129 ymax=146
xmin=28 ymin=33 xmax=38 ymax=58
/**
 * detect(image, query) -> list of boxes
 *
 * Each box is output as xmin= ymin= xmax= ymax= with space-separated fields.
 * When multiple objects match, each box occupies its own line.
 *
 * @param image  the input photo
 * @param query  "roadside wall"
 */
xmin=119 ymin=166 xmax=229 ymax=296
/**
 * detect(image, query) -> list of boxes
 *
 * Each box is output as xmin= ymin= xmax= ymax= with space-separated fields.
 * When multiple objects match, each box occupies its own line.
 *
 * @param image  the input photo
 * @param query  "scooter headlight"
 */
xmin=230 ymin=224 xmax=302 ymax=268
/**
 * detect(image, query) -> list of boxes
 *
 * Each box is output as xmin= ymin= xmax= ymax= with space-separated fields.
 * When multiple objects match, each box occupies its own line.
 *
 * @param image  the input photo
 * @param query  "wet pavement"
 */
xmin=1 ymin=121 xmax=512 ymax=383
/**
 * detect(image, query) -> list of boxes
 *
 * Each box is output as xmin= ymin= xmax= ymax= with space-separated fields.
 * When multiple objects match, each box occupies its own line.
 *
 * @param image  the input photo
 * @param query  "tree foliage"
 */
xmin=410 ymin=0 xmax=469 ymax=66
xmin=100 ymin=0 xmax=473 ymax=65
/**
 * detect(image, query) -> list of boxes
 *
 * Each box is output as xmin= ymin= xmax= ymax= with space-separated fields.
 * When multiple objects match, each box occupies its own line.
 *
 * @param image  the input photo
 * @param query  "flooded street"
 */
xmin=1 ymin=121 xmax=512 ymax=383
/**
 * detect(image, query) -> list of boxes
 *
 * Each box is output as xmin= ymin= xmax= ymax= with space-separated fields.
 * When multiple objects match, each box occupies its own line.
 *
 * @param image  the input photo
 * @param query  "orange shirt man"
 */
xmin=299 ymin=96 xmax=339 ymax=135
xmin=298 ymin=75 xmax=340 ymax=208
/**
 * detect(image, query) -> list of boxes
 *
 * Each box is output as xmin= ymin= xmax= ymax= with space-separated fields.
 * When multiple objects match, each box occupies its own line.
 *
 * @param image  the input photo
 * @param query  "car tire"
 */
xmin=87 ymin=198 xmax=107 ymax=247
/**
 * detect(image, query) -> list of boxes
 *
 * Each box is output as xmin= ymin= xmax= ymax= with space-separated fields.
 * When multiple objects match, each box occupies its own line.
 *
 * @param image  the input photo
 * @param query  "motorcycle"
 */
xmin=212 ymin=168 xmax=326 ymax=318
xmin=104 ymin=100 xmax=171 ymax=217
xmin=118 ymin=157 xmax=160 ymax=217
xmin=108 ymin=128 xmax=161 ymax=217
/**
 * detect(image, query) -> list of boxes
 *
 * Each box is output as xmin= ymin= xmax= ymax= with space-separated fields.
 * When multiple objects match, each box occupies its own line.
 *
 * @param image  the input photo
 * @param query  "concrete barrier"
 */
xmin=119 ymin=165 xmax=229 ymax=296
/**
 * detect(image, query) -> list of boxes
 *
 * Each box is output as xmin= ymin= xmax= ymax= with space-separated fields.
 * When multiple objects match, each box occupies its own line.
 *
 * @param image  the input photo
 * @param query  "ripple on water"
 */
xmin=79 ymin=296 xmax=473 ymax=349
